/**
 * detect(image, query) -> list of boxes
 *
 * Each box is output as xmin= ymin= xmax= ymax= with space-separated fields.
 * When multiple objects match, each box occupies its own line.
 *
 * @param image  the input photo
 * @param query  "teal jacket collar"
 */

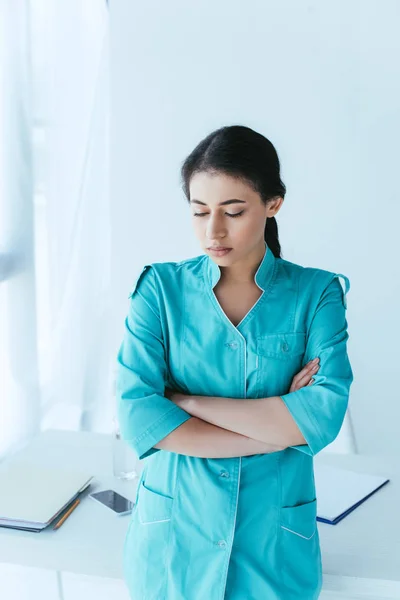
xmin=205 ymin=240 xmax=276 ymax=290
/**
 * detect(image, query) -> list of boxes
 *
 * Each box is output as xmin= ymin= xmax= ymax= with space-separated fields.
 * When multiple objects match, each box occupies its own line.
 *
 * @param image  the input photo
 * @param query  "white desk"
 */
xmin=0 ymin=429 xmax=399 ymax=599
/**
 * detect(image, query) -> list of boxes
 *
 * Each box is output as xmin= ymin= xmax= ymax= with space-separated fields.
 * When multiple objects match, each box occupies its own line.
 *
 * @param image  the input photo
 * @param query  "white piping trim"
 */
xmin=210 ymin=286 xmax=265 ymax=335
xmin=220 ymin=456 xmax=242 ymax=599
xmin=138 ymin=516 xmax=171 ymax=525
xmin=280 ymin=525 xmax=316 ymax=540
xmin=235 ymin=289 xmax=264 ymax=329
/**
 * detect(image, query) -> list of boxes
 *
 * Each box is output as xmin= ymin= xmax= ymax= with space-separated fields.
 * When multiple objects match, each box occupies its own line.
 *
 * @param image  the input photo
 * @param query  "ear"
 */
xmin=266 ymin=196 xmax=284 ymax=217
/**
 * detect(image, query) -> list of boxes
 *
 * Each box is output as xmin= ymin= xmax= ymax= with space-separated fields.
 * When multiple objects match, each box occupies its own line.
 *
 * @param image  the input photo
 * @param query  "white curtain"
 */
xmin=0 ymin=0 xmax=40 ymax=458
xmin=0 ymin=0 xmax=112 ymax=460
xmin=39 ymin=1 xmax=112 ymax=432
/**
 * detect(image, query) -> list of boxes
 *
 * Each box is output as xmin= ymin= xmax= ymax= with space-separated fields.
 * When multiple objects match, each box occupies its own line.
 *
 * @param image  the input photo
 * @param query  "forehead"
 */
xmin=189 ymin=171 xmax=259 ymax=204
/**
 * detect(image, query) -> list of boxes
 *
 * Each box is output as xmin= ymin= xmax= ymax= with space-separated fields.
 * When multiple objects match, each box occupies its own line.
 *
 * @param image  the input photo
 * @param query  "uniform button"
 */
xmin=216 ymin=540 xmax=227 ymax=549
xmin=229 ymin=341 xmax=239 ymax=350
xmin=219 ymin=470 xmax=230 ymax=478
xmin=282 ymin=342 xmax=289 ymax=352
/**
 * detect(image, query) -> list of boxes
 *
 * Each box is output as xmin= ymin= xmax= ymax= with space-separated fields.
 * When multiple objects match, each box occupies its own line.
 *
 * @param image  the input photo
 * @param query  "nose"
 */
xmin=205 ymin=214 xmax=227 ymax=240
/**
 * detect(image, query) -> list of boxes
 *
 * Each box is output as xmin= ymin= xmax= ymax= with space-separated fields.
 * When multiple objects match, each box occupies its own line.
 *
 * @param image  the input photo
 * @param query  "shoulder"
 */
xmin=128 ymin=254 xmax=205 ymax=299
xmin=277 ymin=256 xmax=350 ymax=309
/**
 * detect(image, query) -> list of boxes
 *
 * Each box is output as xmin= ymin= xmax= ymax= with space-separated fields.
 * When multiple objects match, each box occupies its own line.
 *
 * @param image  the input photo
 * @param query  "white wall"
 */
xmin=110 ymin=0 xmax=400 ymax=455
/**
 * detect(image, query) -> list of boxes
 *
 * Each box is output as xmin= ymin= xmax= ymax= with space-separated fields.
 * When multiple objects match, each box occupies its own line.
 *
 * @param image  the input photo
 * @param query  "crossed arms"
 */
xmin=153 ymin=392 xmax=306 ymax=457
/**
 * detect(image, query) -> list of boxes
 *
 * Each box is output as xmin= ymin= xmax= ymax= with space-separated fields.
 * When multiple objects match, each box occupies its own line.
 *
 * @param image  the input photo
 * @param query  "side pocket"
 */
xmin=280 ymin=497 xmax=317 ymax=540
xmin=128 ymin=480 xmax=174 ymax=598
xmin=137 ymin=480 xmax=173 ymax=525
xmin=279 ymin=498 xmax=322 ymax=598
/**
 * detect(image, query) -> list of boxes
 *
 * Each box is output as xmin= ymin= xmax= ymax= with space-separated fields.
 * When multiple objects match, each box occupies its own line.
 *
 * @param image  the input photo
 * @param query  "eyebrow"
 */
xmin=190 ymin=199 xmax=247 ymax=206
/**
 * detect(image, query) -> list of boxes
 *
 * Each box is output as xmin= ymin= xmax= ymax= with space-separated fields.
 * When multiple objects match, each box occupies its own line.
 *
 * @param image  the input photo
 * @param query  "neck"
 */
xmin=219 ymin=242 xmax=266 ymax=285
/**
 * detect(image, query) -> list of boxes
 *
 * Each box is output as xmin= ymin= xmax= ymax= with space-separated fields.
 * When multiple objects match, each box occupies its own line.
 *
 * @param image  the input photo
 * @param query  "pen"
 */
xmin=53 ymin=498 xmax=80 ymax=530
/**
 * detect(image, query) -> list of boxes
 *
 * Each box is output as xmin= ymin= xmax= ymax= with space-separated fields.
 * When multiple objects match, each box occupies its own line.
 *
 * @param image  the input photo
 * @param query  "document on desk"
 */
xmin=314 ymin=463 xmax=390 ymax=525
xmin=0 ymin=456 xmax=93 ymax=532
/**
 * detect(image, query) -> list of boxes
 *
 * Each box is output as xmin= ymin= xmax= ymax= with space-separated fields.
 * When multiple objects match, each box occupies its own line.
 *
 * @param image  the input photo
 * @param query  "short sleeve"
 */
xmin=279 ymin=273 xmax=354 ymax=456
xmin=116 ymin=264 xmax=192 ymax=460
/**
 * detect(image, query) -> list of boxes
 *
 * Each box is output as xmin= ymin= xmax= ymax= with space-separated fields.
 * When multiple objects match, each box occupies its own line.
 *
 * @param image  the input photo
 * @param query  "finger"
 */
xmin=293 ymin=363 xmax=319 ymax=382
xmin=293 ymin=359 xmax=319 ymax=381
xmin=296 ymin=365 xmax=319 ymax=386
xmin=306 ymin=359 xmax=319 ymax=370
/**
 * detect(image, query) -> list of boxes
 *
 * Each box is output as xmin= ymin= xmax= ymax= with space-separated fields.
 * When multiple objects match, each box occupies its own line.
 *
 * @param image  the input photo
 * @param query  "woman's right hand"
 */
xmin=288 ymin=358 xmax=320 ymax=393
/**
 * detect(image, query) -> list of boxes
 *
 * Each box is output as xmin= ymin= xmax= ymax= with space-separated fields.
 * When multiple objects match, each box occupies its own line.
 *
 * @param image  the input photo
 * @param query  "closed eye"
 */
xmin=193 ymin=211 xmax=244 ymax=218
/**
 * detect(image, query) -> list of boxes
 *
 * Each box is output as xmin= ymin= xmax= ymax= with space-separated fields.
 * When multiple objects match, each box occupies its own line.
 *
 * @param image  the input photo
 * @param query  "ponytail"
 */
xmin=264 ymin=216 xmax=282 ymax=258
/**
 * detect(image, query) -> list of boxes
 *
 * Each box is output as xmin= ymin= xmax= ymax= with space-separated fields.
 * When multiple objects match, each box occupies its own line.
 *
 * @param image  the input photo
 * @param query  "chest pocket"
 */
xmin=256 ymin=332 xmax=307 ymax=397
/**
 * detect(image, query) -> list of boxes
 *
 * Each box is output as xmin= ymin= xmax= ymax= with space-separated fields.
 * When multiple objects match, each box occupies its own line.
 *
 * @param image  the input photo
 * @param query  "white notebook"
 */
xmin=0 ymin=456 xmax=93 ymax=530
xmin=314 ymin=463 xmax=390 ymax=525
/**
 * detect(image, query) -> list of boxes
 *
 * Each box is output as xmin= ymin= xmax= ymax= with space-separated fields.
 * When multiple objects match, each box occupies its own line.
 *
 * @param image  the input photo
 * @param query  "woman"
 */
xmin=116 ymin=124 xmax=353 ymax=600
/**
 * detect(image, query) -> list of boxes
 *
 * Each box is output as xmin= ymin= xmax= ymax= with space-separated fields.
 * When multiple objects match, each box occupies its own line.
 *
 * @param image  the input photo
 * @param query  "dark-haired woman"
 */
xmin=117 ymin=125 xmax=353 ymax=599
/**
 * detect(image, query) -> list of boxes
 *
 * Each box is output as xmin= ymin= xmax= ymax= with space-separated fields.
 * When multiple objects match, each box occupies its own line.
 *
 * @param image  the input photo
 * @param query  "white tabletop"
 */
xmin=0 ymin=429 xmax=138 ymax=579
xmin=314 ymin=450 xmax=400 ymax=594
xmin=0 ymin=429 xmax=399 ymax=595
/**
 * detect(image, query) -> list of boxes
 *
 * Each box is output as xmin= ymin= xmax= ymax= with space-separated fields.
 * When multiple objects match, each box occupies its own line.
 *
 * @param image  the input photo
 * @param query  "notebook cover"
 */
xmin=315 ymin=462 xmax=390 ymax=525
xmin=0 ymin=457 xmax=93 ymax=525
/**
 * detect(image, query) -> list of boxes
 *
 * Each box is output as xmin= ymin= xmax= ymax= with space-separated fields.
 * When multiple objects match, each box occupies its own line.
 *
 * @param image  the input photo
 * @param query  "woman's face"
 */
xmin=189 ymin=170 xmax=283 ymax=265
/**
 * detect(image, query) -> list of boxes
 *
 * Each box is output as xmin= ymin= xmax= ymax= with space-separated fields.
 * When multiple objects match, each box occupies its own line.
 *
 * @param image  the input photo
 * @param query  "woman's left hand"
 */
xmin=164 ymin=387 xmax=199 ymax=416
xmin=165 ymin=387 xmax=187 ymax=407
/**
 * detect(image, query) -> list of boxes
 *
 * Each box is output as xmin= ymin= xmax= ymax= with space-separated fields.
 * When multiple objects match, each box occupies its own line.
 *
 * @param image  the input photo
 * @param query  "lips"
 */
xmin=207 ymin=247 xmax=233 ymax=256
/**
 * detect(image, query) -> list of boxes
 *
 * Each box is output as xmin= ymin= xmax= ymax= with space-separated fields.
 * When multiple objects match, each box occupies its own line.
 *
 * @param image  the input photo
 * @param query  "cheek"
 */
xmin=234 ymin=215 xmax=265 ymax=239
xmin=191 ymin=218 xmax=203 ymax=235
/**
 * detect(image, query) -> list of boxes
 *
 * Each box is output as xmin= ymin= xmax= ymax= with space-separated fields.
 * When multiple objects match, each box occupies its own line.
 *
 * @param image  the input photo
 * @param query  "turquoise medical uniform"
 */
xmin=116 ymin=241 xmax=353 ymax=600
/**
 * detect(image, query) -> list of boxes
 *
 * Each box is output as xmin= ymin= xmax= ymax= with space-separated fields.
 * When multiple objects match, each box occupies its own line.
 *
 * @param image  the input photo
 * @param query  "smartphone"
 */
xmin=89 ymin=489 xmax=135 ymax=516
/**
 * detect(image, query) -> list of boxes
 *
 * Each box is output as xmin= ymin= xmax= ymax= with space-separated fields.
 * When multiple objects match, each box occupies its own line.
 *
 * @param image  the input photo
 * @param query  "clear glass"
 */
xmin=112 ymin=418 xmax=138 ymax=480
